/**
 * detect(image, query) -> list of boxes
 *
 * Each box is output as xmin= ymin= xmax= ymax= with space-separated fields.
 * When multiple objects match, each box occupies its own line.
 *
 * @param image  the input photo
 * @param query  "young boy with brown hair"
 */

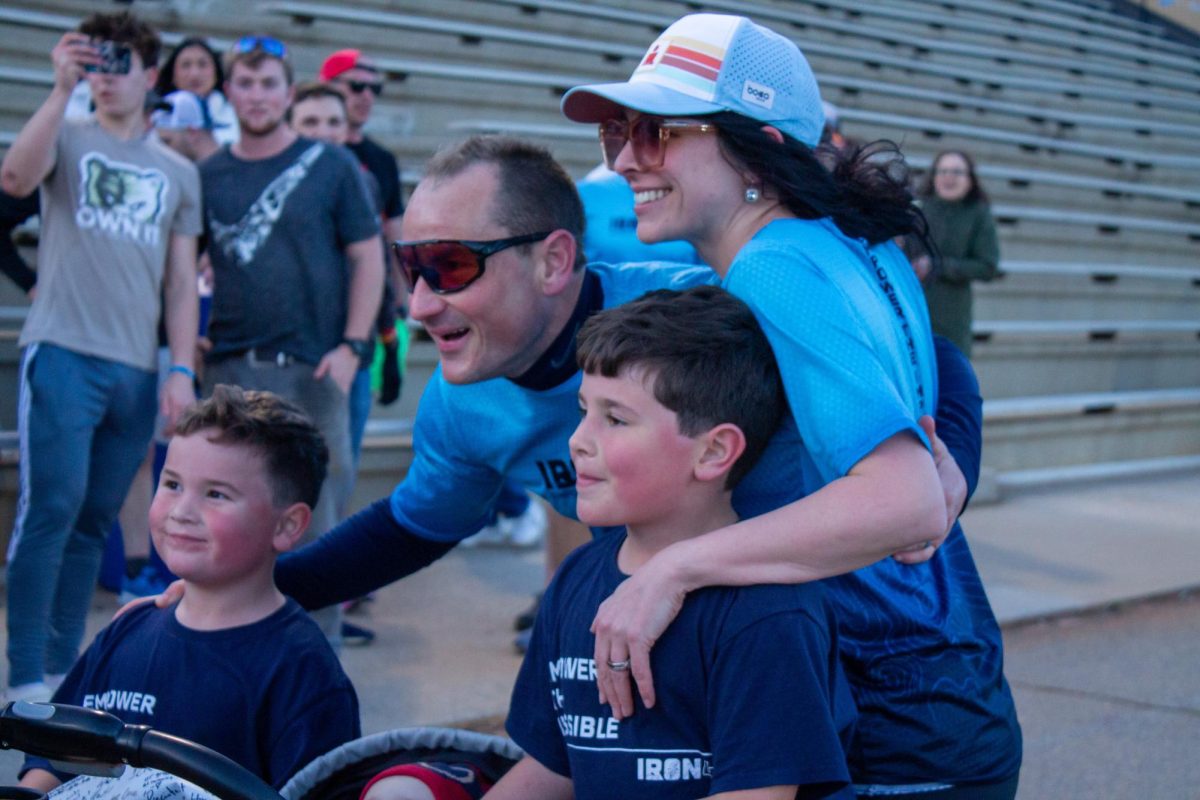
xmin=486 ymin=285 xmax=856 ymax=799
xmin=20 ymin=385 xmax=360 ymax=792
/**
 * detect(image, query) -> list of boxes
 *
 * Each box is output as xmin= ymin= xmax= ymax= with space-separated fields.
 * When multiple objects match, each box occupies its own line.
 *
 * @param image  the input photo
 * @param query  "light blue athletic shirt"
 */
xmin=389 ymin=260 xmax=713 ymax=541
xmin=723 ymin=217 xmax=935 ymax=492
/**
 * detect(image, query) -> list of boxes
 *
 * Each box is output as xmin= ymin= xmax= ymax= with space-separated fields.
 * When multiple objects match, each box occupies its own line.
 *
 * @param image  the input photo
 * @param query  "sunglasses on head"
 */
xmin=598 ymin=116 xmax=716 ymax=171
xmin=233 ymin=35 xmax=287 ymax=58
xmin=341 ymin=79 xmax=383 ymax=96
xmin=393 ymin=231 xmax=553 ymax=295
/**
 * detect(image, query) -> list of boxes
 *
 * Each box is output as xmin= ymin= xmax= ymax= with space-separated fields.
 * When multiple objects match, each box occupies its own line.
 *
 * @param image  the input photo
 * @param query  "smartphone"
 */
xmin=83 ymin=40 xmax=132 ymax=75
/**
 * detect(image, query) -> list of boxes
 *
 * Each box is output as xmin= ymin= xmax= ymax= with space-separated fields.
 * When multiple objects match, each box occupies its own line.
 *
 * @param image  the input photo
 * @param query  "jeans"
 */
xmin=7 ymin=344 xmax=157 ymax=686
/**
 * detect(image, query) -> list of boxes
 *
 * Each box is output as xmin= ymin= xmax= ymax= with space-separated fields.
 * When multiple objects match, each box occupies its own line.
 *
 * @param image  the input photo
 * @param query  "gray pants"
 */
xmin=204 ymin=353 xmax=353 ymax=646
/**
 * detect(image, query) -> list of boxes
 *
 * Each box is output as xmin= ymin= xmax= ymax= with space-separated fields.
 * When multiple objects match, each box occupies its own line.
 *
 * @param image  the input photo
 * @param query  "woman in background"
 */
xmin=915 ymin=149 xmax=1000 ymax=356
xmin=154 ymin=37 xmax=236 ymax=145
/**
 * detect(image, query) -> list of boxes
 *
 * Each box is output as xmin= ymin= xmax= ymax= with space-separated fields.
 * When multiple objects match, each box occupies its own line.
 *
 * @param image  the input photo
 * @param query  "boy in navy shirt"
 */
xmin=20 ymin=385 xmax=360 ymax=792
xmin=485 ymin=286 xmax=856 ymax=800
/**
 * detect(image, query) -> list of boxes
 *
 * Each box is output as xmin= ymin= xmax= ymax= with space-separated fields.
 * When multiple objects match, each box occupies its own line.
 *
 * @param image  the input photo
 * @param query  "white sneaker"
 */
xmin=503 ymin=499 xmax=547 ymax=548
xmin=5 ymin=681 xmax=52 ymax=703
xmin=459 ymin=499 xmax=547 ymax=549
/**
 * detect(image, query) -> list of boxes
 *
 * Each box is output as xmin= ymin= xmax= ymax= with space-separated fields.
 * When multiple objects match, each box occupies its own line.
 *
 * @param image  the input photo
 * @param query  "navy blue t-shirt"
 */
xmin=22 ymin=599 xmax=360 ymax=789
xmin=507 ymin=532 xmax=856 ymax=799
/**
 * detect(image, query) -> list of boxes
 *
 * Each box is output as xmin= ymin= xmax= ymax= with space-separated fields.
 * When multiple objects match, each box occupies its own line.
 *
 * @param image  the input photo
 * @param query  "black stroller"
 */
xmin=0 ymin=701 xmax=521 ymax=800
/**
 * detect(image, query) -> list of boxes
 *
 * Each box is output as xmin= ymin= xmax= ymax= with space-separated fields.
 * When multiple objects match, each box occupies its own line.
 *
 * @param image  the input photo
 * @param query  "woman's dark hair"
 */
xmin=709 ymin=111 xmax=929 ymax=248
xmin=919 ymin=149 xmax=989 ymax=205
xmin=154 ymin=37 xmax=224 ymax=97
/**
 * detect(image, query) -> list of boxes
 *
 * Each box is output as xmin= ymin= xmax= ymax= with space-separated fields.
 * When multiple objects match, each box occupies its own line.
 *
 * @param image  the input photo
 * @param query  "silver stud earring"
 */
xmin=744 ymin=186 xmax=761 ymax=204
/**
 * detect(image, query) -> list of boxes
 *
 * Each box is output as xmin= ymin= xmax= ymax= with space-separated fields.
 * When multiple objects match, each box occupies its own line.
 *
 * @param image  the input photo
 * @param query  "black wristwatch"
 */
xmin=341 ymin=337 xmax=370 ymax=362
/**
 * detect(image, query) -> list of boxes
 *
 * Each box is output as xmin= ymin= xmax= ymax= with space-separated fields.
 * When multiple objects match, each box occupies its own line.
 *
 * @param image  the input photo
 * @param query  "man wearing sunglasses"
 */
xmin=199 ymin=35 xmax=384 ymax=644
xmin=1 ymin=10 xmax=201 ymax=702
xmin=319 ymin=49 xmax=405 ymax=264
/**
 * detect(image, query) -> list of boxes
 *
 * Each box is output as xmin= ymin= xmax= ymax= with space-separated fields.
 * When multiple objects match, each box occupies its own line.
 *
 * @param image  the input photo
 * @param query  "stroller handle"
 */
xmin=0 ymin=702 xmax=282 ymax=800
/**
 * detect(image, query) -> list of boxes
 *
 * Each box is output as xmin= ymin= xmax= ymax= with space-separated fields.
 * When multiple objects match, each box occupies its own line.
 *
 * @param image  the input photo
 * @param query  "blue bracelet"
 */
xmin=169 ymin=364 xmax=196 ymax=381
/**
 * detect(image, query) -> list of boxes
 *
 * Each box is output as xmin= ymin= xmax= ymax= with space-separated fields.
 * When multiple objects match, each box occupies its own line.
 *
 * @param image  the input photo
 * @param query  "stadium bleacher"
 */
xmin=0 ymin=0 xmax=1196 ymax=511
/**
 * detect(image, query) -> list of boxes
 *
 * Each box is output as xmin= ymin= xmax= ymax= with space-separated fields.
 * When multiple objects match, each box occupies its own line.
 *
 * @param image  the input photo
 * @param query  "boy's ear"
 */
xmin=537 ymin=230 xmax=579 ymax=297
xmin=272 ymin=502 xmax=311 ymax=553
xmin=693 ymin=423 xmax=746 ymax=485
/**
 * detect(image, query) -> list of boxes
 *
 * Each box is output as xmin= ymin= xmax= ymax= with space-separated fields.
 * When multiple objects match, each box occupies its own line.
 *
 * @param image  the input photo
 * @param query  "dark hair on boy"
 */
xmin=425 ymin=136 xmax=586 ymax=269
xmin=287 ymin=82 xmax=347 ymax=123
xmin=173 ymin=385 xmax=328 ymax=508
xmin=79 ymin=11 xmax=160 ymax=69
xmin=576 ymin=285 xmax=785 ymax=488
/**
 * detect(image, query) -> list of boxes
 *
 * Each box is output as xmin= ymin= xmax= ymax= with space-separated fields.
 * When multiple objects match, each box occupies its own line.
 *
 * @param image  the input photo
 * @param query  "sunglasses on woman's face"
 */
xmin=598 ymin=116 xmax=716 ymax=171
xmin=233 ymin=35 xmax=287 ymax=58
xmin=393 ymin=231 xmax=553 ymax=295
xmin=341 ymin=79 xmax=383 ymax=96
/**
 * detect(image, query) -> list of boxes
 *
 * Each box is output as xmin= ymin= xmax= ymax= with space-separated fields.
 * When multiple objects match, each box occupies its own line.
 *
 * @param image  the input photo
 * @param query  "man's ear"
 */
xmin=272 ymin=502 xmax=311 ymax=553
xmin=538 ymin=229 xmax=579 ymax=296
xmin=144 ymin=66 xmax=159 ymax=92
xmin=694 ymin=423 xmax=747 ymax=485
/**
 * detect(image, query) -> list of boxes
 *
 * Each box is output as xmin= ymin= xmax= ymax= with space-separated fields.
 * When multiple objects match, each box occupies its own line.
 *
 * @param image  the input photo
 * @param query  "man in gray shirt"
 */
xmin=0 ymin=10 xmax=200 ymax=701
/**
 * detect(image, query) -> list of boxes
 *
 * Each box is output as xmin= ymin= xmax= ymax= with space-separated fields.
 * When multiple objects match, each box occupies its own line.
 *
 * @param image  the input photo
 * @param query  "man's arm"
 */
xmin=160 ymin=231 xmax=199 ymax=431
xmin=0 ymin=33 xmax=96 ymax=197
xmin=313 ymin=234 xmax=384 ymax=394
xmin=274 ymin=498 xmax=455 ymax=610
xmin=484 ymin=755 xmax=574 ymax=800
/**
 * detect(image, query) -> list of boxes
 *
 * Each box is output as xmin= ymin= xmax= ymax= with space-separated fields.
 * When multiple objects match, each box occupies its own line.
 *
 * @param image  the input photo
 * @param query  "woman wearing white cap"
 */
xmin=560 ymin=14 xmax=1020 ymax=799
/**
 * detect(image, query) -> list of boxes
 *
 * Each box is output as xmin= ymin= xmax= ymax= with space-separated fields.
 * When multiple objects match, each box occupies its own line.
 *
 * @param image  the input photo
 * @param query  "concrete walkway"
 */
xmin=1 ymin=470 xmax=1197 ymax=787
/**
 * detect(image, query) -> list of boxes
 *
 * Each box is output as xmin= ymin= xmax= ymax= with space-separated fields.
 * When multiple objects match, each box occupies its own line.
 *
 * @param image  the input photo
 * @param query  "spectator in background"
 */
xmin=914 ymin=149 xmax=1000 ymax=357
xmin=291 ymin=80 xmax=404 ymax=467
xmin=318 ymin=49 xmax=406 ymax=287
xmin=154 ymin=37 xmax=237 ymax=145
xmin=200 ymin=36 xmax=383 ymax=646
xmin=287 ymin=80 xmax=394 ymax=646
xmin=0 ymin=10 xmax=200 ymax=701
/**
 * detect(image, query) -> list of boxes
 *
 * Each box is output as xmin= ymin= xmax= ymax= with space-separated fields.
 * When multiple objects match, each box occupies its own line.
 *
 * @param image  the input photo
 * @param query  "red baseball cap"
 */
xmin=319 ymin=48 xmax=377 ymax=81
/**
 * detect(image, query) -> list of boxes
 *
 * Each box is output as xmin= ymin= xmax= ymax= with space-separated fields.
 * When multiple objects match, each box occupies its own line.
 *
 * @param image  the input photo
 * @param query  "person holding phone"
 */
xmin=0 ymin=10 xmax=200 ymax=702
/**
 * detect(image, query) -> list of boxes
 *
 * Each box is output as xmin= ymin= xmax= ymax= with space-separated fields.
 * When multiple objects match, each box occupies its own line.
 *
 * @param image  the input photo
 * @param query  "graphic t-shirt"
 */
xmin=507 ymin=531 xmax=856 ymax=799
xmin=201 ymin=137 xmax=379 ymax=365
xmin=21 ymin=599 xmax=360 ymax=789
xmin=20 ymin=121 xmax=202 ymax=371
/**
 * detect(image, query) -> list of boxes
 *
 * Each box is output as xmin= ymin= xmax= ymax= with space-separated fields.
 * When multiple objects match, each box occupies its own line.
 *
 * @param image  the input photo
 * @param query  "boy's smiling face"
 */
xmin=149 ymin=430 xmax=293 ymax=589
xmin=569 ymin=367 xmax=703 ymax=530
